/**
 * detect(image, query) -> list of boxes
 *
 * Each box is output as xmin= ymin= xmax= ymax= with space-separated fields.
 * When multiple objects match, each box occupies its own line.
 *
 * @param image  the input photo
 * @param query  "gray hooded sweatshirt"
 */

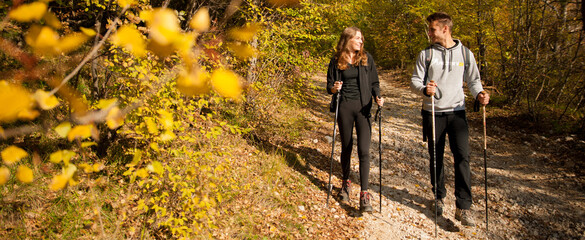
xmin=411 ymin=40 xmax=484 ymax=112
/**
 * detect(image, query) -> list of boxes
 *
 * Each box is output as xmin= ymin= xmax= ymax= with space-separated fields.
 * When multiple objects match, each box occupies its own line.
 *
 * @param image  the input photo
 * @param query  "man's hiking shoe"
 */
xmin=359 ymin=191 xmax=373 ymax=213
xmin=337 ymin=180 xmax=351 ymax=202
xmin=433 ymin=199 xmax=444 ymax=217
xmin=455 ymin=208 xmax=476 ymax=227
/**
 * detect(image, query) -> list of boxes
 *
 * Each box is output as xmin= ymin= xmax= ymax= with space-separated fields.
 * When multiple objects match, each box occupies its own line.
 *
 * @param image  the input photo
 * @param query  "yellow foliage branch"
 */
xmin=0 ymin=68 xmax=179 ymax=140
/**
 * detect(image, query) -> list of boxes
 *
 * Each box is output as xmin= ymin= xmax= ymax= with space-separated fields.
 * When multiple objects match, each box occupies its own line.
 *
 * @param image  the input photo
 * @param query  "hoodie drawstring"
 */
xmin=442 ymin=49 xmax=446 ymax=70
xmin=439 ymin=44 xmax=456 ymax=72
xmin=449 ymin=50 xmax=453 ymax=72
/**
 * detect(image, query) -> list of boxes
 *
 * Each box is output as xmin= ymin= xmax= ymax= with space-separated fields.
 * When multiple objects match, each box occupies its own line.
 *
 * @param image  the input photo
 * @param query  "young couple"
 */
xmin=326 ymin=12 xmax=490 ymax=227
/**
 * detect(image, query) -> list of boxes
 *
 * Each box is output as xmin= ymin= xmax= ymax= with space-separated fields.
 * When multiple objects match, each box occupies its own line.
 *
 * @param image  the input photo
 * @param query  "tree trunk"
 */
xmin=582 ymin=0 xmax=585 ymax=31
xmin=246 ymin=0 xmax=260 ymax=83
xmin=477 ymin=0 xmax=488 ymax=85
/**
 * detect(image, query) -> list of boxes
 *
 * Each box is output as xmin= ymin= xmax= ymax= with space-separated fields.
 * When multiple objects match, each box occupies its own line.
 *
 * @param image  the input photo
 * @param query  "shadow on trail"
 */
xmin=244 ymin=132 xmax=363 ymax=216
xmin=370 ymin=128 xmax=461 ymax=232
xmin=378 ymin=185 xmax=460 ymax=233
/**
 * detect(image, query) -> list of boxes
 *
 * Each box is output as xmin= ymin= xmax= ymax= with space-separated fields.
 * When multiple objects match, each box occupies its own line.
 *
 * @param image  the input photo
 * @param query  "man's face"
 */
xmin=428 ymin=21 xmax=448 ymax=44
xmin=348 ymin=31 xmax=363 ymax=52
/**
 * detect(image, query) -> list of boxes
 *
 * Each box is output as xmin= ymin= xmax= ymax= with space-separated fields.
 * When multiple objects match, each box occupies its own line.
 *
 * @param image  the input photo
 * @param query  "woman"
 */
xmin=326 ymin=27 xmax=384 ymax=212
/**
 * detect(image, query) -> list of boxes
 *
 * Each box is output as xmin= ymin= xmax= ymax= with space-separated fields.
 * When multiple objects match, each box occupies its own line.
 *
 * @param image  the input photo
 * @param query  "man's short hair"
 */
xmin=427 ymin=12 xmax=453 ymax=32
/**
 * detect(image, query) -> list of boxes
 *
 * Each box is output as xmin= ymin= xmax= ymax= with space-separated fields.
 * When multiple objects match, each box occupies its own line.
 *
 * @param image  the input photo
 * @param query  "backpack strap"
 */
xmin=461 ymin=45 xmax=471 ymax=80
xmin=423 ymin=46 xmax=433 ymax=85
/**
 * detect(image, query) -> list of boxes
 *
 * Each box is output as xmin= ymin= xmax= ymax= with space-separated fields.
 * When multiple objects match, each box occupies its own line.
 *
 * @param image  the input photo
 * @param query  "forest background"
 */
xmin=0 ymin=0 xmax=583 ymax=238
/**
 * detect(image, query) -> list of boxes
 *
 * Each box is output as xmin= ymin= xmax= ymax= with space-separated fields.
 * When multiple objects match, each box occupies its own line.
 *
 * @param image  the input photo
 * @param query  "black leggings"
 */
xmin=338 ymin=99 xmax=371 ymax=191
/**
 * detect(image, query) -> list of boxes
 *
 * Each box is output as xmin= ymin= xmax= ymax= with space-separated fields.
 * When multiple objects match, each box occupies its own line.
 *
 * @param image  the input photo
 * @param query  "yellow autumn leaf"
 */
xmin=126 ymin=150 xmax=142 ymax=167
xmin=139 ymin=9 xmax=153 ymax=22
xmin=97 ymin=99 xmax=117 ymax=109
xmin=49 ymin=150 xmax=76 ymax=165
xmin=43 ymin=11 xmax=62 ymax=29
xmin=135 ymin=168 xmax=149 ymax=178
xmin=176 ymin=67 xmax=210 ymax=96
xmin=0 ymin=167 xmax=9 ymax=185
xmin=147 ymin=161 xmax=163 ymax=175
xmin=210 ymin=69 xmax=242 ymax=100
xmin=173 ymin=32 xmax=196 ymax=57
xmin=0 ymin=81 xmax=34 ymax=123
xmin=106 ymin=107 xmax=124 ymax=129
xmin=143 ymin=8 xmax=180 ymax=45
xmin=226 ymin=42 xmax=256 ymax=59
xmin=62 ymin=151 xmax=76 ymax=165
xmin=78 ymin=163 xmax=103 ymax=173
xmin=189 ymin=7 xmax=210 ymax=32
xmin=56 ymin=32 xmax=90 ymax=54
xmin=227 ymin=23 xmax=262 ymax=42
xmin=16 ymin=165 xmax=34 ymax=183
xmin=117 ymin=0 xmax=136 ymax=8
xmin=67 ymin=94 xmax=88 ymax=115
xmin=144 ymin=117 xmax=159 ymax=135
xmin=8 ymin=2 xmax=47 ymax=22
xmin=92 ymin=163 xmax=104 ymax=172
xmin=34 ymin=90 xmax=60 ymax=110
xmin=63 ymin=164 xmax=77 ymax=178
xmin=1 ymin=145 xmax=28 ymax=165
xmin=80 ymin=27 xmax=96 ymax=37
xmin=50 ymin=174 xmax=68 ymax=190
xmin=17 ymin=108 xmax=40 ymax=121
xmin=67 ymin=124 xmax=94 ymax=141
xmin=54 ymin=122 xmax=72 ymax=138
xmin=111 ymin=25 xmax=146 ymax=57
xmin=25 ymin=25 xmax=59 ymax=55
xmin=68 ymin=177 xmax=79 ymax=187
xmin=149 ymin=142 xmax=159 ymax=152
xmin=159 ymin=130 xmax=176 ymax=142
xmin=157 ymin=110 xmax=174 ymax=129
xmin=81 ymin=142 xmax=97 ymax=148
xmin=49 ymin=164 xmax=77 ymax=191
xmin=78 ymin=163 xmax=91 ymax=173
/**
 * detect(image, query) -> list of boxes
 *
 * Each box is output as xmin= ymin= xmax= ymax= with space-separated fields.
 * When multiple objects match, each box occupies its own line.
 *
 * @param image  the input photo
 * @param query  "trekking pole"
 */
xmin=375 ymin=105 xmax=382 ymax=213
xmin=430 ymin=81 xmax=438 ymax=237
xmin=483 ymin=105 xmax=489 ymax=237
xmin=326 ymin=91 xmax=341 ymax=207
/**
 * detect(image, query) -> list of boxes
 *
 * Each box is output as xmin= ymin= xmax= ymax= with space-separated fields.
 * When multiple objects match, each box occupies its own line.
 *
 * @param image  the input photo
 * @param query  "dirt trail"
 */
xmin=304 ymin=70 xmax=585 ymax=239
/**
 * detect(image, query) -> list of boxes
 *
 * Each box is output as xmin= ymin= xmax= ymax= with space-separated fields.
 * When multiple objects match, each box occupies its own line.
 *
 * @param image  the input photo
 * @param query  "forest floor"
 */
xmin=288 ymin=70 xmax=585 ymax=239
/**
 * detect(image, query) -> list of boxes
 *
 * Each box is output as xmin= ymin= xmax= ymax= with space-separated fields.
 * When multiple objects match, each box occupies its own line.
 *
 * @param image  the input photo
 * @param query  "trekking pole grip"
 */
xmin=429 ymin=80 xmax=436 ymax=97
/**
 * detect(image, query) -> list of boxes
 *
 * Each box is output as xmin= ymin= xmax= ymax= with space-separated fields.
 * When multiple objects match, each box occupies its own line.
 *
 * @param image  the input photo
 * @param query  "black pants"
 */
xmin=338 ymin=99 xmax=371 ymax=191
xmin=422 ymin=110 xmax=472 ymax=210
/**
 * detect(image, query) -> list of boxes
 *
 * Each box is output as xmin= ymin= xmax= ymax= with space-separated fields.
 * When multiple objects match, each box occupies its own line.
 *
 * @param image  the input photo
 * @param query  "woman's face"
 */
xmin=348 ymin=31 xmax=363 ymax=52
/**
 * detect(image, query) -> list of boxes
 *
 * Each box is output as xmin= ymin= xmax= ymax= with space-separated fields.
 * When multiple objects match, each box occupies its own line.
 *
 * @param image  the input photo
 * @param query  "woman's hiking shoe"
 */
xmin=337 ymin=180 xmax=351 ymax=202
xmin=433 ymin=199 xmax=444 ymax=216
xmin=455 ymin=208 xmax=476 ymax=227
xmin=359 ymin=191 xmax=373 ymax=213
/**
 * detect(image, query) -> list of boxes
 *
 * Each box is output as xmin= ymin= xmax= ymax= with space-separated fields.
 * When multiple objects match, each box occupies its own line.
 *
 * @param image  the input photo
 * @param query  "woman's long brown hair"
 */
xmin=335 ymin=26 xmax=368 ymax=70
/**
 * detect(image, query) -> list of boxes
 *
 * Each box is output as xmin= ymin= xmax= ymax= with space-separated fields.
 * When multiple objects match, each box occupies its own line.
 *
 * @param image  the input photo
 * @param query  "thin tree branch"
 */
xmin=49 ymin=6 xmax=130 ymax=96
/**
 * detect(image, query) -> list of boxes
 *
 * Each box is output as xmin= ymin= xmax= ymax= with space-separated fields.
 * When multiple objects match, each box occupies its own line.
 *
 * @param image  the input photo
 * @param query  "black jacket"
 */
xmin=326 ymin=52 xmax=380 ymax=116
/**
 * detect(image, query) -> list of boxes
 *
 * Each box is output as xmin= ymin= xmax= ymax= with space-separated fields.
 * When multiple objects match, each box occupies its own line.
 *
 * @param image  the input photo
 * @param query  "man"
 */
xmin=410 ymin=12 xmax=490 ymax=227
